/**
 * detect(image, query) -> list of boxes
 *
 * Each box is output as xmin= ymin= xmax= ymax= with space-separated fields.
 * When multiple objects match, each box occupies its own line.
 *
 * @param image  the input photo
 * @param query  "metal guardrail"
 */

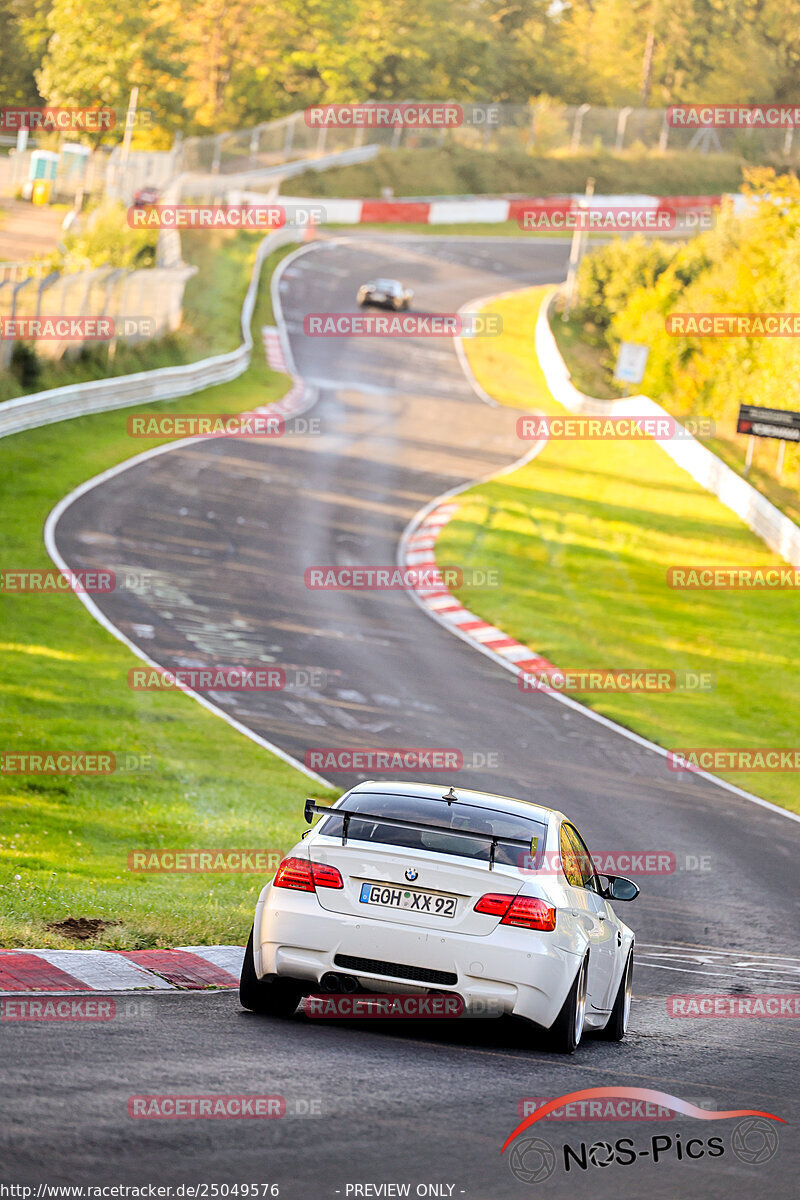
xmin=0 ymin=261 xmax=47 ymax=283
xmin=0 ymin=227 xmax=303 ymax=441
xmin=177 ymin=144 xmax=381 ymax=197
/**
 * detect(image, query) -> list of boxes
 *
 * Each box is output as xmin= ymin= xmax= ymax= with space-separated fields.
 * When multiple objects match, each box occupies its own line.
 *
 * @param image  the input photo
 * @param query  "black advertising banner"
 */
xmin=737 ymin=403 xmax=800 ymax=441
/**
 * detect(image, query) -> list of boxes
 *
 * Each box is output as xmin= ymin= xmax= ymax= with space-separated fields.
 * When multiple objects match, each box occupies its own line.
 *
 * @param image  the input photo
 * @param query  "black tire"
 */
xmin=549 ymin=954 xmax=588 ymax=1054
xmin=599 ymin=949 xmax=633 ymax=1041
xmin=239 ymin=926 xmax=303 ymax=1016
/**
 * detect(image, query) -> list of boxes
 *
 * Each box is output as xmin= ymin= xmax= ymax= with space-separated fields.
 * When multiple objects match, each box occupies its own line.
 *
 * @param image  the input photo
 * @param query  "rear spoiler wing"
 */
xmin=304 ymin=797 xmax=538 ymax=871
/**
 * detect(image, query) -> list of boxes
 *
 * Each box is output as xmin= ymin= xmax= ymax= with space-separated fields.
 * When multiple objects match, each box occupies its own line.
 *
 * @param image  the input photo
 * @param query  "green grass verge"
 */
xmin=436 ymin=288 xmax=799 ymax=813
xmin=288 ymin=145 xmax=751 ymax=200
xmin=0 ymin=235 xmax=338 ymax=950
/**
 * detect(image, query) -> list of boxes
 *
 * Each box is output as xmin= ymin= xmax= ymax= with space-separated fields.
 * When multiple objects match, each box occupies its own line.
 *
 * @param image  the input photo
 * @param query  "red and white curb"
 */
xmin=0 ymin=945 xmax=245 ymax=994
xmin=262 ymin=325 xmax=288 ymax=373
xmin=249 ymin=324 xmax=316 ymax=423
xmin=245 ymin=193 xmax=726 ymax=227
xmin=404 ymin=502 xmax=559 ymax=680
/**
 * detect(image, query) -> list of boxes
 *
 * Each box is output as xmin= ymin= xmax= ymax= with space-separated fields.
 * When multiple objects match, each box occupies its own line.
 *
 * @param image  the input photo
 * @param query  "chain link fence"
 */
xmin=176 ymin=103 xmax=800 ymax=177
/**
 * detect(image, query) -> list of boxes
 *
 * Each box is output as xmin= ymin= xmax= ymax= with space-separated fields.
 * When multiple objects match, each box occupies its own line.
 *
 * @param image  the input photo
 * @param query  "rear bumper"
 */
xmin=255 ymin=885 xmax=581 ymax=1028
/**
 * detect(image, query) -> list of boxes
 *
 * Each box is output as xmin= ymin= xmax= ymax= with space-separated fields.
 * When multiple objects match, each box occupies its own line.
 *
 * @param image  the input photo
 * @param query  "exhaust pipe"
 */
xmin=320 ymin=972 xmax=360 ymax=993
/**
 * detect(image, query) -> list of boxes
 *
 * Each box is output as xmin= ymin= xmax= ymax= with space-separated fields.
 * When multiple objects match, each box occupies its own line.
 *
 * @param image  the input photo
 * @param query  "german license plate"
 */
xmin=359 ymin=882 xmax=457 ymax=918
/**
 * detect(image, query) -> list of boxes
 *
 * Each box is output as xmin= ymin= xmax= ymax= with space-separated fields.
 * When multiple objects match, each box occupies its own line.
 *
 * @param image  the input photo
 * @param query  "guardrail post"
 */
xmin=283 ymin=115 xmax=296 ymax=158
xmin=211 ymin=135 xmax=223 ymax=174
xmin=658 ymin=114 xmax=670 ymax=152
xmin=249 ymin=126 xmax=261 ymax=165
xmin=571 ymin=104 xmax=591 ymax=151
xmin=525 ymin=106 xmax=537 ymax=151
xmin=616 ymin=107 xmax=633 ymax=151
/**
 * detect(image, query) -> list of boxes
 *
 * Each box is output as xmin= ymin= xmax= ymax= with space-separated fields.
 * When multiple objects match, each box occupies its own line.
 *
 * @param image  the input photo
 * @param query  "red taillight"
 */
xmin=273 ymin=857 xmax=343 ymax=891
xmin=503 ymin=896 xmax=556 ymax=931
xmin=310 ymin=862 xmax=344 ymax=889
xmin=474 ymin=893 xmax=515 ymax=917
xmin=474 ymin=893 xmax=556 ymax=931
xmin=274 ymin=857 xmax=315 ymax=891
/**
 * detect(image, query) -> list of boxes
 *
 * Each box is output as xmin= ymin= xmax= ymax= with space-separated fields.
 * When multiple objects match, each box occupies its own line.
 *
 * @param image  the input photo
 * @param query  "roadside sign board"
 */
xmin=614 ymin=342 xmax=649 ymax=384
xmin=736 ymin=404 xmax=800 ymax=442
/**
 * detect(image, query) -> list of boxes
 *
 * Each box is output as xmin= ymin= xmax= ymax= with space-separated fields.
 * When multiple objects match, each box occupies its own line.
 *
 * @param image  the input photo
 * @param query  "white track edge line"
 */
xmin=42 ymin=238 xmax=332 ymax=791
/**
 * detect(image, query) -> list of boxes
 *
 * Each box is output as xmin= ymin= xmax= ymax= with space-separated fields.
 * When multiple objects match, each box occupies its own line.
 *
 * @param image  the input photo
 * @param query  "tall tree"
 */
xmin=37 ymin=0 xmax=189 ymax=145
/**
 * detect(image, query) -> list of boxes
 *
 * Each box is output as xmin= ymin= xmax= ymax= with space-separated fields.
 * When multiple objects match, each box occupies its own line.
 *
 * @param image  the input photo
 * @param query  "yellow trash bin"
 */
xmin=31 ymin=179 xmax=53 ymax=205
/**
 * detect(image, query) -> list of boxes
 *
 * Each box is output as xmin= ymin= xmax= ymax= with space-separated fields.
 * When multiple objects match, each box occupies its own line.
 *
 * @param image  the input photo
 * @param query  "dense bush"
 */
xmin=46 ymin=202 xmax=158 ymax=273
xmin=574 ymin=169 xmax=800 ymax=474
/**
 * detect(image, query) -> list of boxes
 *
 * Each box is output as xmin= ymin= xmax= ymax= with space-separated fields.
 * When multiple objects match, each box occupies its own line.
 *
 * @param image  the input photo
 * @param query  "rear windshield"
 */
xmin=316 ymin=792 xmax=546 ymax=868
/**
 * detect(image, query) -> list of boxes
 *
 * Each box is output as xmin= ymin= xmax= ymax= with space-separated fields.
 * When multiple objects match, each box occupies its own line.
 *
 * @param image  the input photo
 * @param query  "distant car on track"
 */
xmin=132 ymin=185 xmax=160 ymax=207
xmin=357 ymin=278 xmax=413 ymax=311
xmin=240 ymin=781 xmax=638 ymax=1052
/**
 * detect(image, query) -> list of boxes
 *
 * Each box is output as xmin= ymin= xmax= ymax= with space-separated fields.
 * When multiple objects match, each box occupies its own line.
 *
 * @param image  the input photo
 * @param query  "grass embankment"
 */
xmin=436 ymin=288 xmax=799 ymax=812
xmin=550 ymin=303 xmax=800 ymax=527
xmin=288 ymin=145 xmax=750 ymax=199
xmin=0 ymin=235 xmax=338 ymax=950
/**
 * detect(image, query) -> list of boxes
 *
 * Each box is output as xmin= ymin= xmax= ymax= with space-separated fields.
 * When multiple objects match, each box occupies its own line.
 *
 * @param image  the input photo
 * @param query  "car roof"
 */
xmin=344 ymin=779 xmax=556 ymax=825
xmin=374 ymin=278 xmax=402 ymax=288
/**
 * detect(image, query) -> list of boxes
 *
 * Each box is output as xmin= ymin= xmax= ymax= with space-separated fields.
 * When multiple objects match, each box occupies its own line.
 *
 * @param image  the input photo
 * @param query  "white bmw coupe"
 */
xmin=240 ymin=781 xmax=638 ymax=1053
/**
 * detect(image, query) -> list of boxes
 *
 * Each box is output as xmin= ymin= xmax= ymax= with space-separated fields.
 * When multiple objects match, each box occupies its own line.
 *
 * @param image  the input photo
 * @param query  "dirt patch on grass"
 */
xmin=47 ymin=917 xmax=121 ymax=942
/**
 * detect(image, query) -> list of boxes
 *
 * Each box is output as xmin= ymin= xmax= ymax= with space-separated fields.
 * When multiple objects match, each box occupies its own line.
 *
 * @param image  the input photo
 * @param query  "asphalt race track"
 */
xmin=5 ymin=234 xmax=798 ymax=1197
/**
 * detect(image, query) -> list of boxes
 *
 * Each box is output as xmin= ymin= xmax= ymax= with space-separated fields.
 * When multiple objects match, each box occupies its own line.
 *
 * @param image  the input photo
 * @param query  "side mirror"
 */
xmin=603 ymin=875 xmax=640 ymax=902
